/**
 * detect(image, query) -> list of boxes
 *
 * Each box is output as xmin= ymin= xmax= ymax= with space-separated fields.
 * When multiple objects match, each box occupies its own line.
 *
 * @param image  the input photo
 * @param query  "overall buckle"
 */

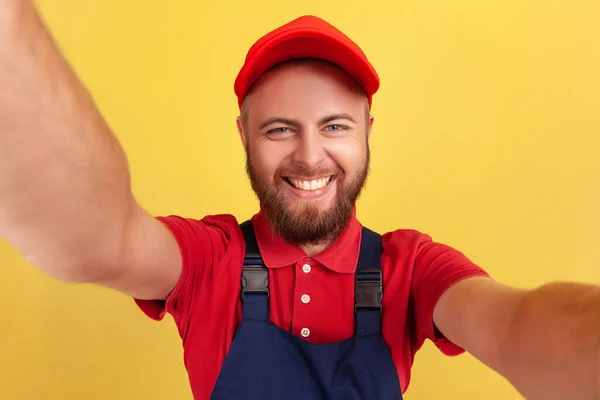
xmin=241 ymin=265 xmax=269 ymax=299
xmin=355 ymin=268 xmax=383 ymax=313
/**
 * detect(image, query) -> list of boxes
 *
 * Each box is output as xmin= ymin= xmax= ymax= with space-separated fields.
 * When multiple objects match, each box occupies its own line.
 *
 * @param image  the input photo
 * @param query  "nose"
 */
xmin=291 ymin=129 xmax=326 ymax=170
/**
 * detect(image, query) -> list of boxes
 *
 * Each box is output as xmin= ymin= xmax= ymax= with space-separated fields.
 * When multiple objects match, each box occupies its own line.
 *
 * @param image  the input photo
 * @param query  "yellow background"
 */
xmin=1 ymin=0 xmax=599 ymax=399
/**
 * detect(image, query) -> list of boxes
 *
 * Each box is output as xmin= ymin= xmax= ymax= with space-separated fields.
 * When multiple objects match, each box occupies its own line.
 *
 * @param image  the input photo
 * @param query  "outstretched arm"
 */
xmin=0 ymin=0 xmax=181 ymax=300
xmin=434 ymin=276 xmax=600 ymax=400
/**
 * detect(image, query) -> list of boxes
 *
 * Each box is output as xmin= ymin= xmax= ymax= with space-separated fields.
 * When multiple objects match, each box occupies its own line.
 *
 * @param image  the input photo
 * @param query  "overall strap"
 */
xmin=239 ymin=220 xmax=269 ymax=322
xmin=355 ymin=227 xmax=383 ymax=336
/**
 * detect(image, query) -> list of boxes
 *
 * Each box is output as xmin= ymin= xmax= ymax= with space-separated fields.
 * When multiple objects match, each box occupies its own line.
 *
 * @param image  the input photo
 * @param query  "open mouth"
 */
xmin=283 ymin=175 xmax=335 ymax=192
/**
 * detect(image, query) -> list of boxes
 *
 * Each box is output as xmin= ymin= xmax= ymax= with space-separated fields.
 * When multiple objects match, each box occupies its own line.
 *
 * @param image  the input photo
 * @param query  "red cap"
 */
xmin=234 ymin=15 xmax=380 ymax=109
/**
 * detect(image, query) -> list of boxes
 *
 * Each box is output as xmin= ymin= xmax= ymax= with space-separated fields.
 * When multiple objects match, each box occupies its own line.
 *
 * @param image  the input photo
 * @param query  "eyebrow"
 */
xmin=258 ymin=113 xmax=358 ymax=130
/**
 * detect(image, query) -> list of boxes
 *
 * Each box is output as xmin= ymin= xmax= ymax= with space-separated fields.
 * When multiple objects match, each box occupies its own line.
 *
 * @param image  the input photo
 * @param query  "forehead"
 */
xmin=243 ymin=60 xmax=369 ymax=126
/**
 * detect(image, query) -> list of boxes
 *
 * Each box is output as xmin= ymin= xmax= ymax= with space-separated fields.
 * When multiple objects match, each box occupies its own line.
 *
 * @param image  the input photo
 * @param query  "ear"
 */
xmin=366 ymin=114 xmax=375 ymax=140
xmin=236 ymin=116 xmax=247 ymax=148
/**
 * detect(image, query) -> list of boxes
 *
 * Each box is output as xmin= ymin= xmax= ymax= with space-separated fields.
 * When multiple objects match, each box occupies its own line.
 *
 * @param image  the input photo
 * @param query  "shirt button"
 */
xmin=301 ymin=328 xmax=310 ymax=338
xmin=301 ymin=294 xmax=311 ymax=304
xmin=302 ymin=264 xmax=311 ymax=273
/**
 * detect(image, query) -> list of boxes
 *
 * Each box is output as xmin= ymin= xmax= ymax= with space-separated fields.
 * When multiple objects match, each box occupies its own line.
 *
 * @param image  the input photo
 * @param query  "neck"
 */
xmin=300 ymin=240 xmax=334 ymax=257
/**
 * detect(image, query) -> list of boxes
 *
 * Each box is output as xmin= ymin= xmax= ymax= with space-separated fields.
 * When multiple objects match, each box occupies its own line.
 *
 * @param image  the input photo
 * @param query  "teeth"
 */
xmin=289 ymin=176 xmax=332 ymax=191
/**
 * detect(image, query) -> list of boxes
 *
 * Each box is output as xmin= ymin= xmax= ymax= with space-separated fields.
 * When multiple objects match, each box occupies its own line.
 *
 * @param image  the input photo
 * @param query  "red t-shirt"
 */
xmin=135 ymin=209 xmax=489 ymax=399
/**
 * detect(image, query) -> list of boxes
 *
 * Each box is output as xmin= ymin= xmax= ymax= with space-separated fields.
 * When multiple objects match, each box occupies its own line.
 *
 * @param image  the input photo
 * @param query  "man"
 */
xmin=0 ymin=1 xmax=598 ymax=399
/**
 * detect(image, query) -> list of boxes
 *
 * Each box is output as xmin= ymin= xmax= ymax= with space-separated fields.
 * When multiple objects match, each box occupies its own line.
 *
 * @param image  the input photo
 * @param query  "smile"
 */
xmin=284 ymin=176 xmax=334 ymax=192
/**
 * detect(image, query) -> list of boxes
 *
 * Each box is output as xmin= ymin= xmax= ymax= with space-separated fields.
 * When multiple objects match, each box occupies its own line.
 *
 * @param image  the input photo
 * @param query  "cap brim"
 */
xmin=234 ymin=27 xmax=380 ymax=108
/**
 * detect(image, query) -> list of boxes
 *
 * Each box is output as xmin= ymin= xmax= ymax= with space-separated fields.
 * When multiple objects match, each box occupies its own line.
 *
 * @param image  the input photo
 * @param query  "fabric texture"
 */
xmin=134 ymin=210 xmax=490 ymax=399
xmin=209 ymin=221 xmax=402 ymax=399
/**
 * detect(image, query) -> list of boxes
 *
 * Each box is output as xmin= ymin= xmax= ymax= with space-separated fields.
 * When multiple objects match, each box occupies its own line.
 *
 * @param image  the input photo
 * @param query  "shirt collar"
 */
xmin=251 ymin=208 xmax=362 ymax=274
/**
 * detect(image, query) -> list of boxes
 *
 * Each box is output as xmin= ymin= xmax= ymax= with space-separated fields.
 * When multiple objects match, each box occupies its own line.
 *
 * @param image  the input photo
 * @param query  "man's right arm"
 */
xmin=0 ymin=0 xmax=182 ymax=300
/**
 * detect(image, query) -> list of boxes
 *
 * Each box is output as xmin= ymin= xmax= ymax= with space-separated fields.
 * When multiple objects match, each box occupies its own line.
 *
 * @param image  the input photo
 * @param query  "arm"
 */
xmin=434 ymin=277 xmax=600 ymax=400
xmin=0 ymin=0 xmax=181 ymax=299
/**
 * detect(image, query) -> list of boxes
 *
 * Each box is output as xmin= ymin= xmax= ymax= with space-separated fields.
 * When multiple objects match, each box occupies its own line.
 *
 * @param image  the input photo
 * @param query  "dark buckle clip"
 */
xmin=241 ymin=266 xmax=269 ymax=299
xmin=355 ymin=277 xmax=383 ymax=314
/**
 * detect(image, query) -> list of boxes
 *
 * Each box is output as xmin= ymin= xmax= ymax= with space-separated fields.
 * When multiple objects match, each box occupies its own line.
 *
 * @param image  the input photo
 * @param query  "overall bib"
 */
xmin=210 ymin=221 xmax=403 ymax=399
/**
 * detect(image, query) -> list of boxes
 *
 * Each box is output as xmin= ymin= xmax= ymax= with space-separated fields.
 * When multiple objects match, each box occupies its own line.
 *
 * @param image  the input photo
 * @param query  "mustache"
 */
xmin=277 ymin=165 xmax=341 ymax=179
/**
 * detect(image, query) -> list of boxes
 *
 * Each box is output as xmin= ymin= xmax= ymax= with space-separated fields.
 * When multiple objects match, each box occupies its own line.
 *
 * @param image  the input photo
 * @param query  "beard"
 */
xmin=245 ymin=147 xmax=370 ymax=247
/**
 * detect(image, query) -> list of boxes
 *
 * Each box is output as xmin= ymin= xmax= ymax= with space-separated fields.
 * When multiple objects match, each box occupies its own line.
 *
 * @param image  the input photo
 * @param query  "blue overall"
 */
xmin=210 ymin=220 xmax=403 ymax=399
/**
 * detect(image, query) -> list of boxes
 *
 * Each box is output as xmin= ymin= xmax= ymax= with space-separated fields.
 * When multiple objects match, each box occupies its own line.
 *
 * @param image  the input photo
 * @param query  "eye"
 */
xmin=324 ymin=124 xmax=347 ymax=132
xmin=267 ymin=127 xmax=291 ymax=135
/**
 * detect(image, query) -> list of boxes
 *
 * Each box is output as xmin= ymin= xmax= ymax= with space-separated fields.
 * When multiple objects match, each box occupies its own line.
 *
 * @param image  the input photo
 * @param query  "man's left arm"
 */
xmin=433 ymin=277 xmax=600 ymax=400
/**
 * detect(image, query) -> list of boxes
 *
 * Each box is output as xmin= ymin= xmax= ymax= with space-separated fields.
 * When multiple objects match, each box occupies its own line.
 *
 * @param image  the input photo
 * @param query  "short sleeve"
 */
xmin=412 ymin=239 xmax=490 ymax=356
xmin=133 ymin=213 xmax=242 ymax=339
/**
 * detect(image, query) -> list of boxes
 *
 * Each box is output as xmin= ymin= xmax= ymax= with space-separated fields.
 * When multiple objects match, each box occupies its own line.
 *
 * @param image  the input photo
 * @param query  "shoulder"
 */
xmin=154 ymin=213 xmax=248 ymax=269
xmin=381 ymin=227 xmax=432 ymax=244
xmin=378 ymin=226 xmax=490 ymax=356
xmin=379 ymin=227 xmax=434 ymax=259
xmin=378 ymin=226 xmax=488 ymax=294
xmin=157 ymin=213 xmax=241 ymax=229
xmin=156 ymin=213 xmax=245 ymax=241
xmin=380 ymin=227 xmax=476 ymax=263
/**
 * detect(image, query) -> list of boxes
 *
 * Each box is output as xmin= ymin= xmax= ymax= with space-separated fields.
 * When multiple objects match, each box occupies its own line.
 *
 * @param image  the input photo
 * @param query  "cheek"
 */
xmin=325 ymin=140 xmax=367 ymax=176
xmin=251 ymin=142 xmax=289 ymax=183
